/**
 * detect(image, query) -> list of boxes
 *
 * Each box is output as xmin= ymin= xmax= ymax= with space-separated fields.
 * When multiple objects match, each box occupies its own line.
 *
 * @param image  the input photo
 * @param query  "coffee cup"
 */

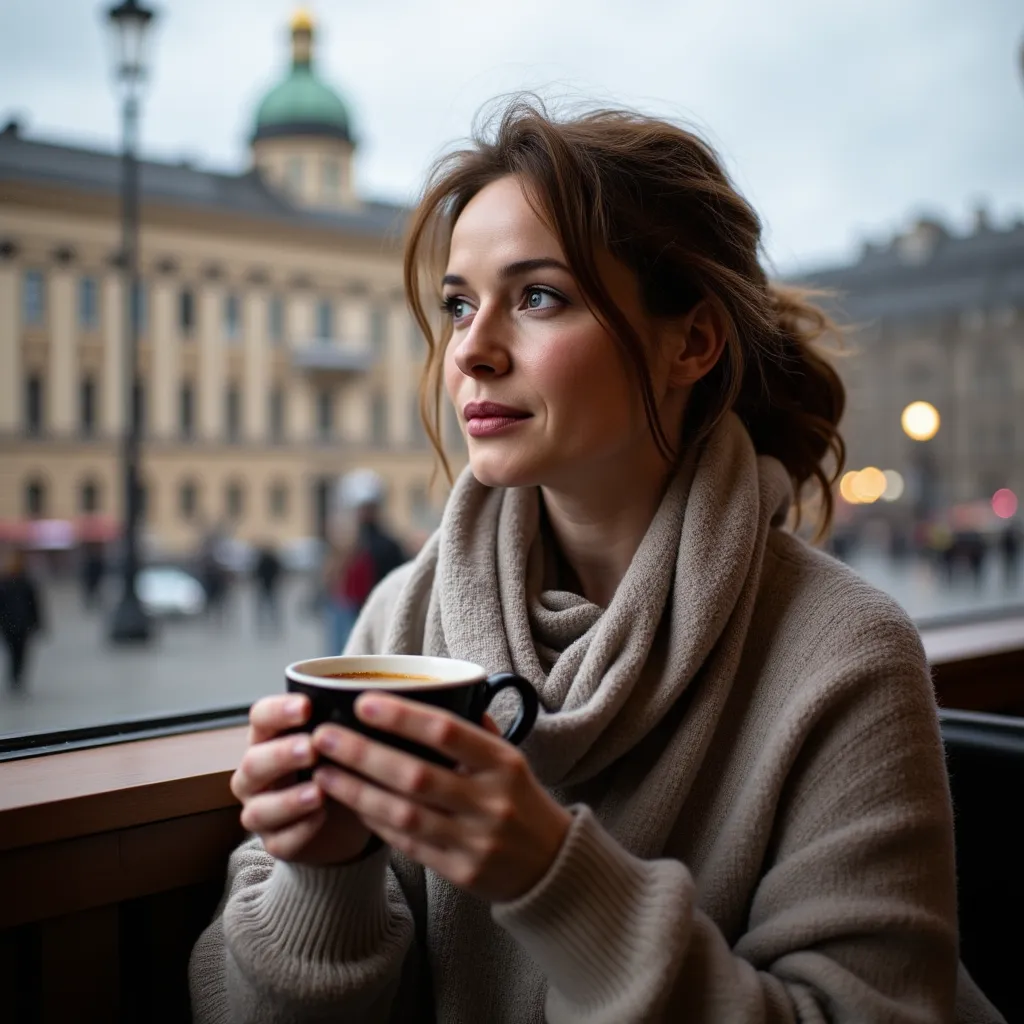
xmin=285 ymin=654 xmax=539 ymax=767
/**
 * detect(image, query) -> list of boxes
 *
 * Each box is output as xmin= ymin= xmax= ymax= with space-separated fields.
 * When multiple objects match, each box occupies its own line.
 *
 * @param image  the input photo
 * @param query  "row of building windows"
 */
xmin=20 ymin=271 xmax=396 ymax=349
xmin=21 ymin=374 xmax=412 ymax=446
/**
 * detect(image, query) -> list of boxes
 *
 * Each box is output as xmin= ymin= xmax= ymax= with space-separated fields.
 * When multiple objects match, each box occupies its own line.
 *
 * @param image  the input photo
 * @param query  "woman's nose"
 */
xmin=452 ymin=316 xmax=511 ymax=379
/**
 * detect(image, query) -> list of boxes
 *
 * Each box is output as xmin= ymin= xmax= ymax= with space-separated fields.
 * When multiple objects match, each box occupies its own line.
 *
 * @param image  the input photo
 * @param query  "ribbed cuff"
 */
xmin=493 ymin=805 xmax=692 ymax=1010
xmin=248 ymin=845 xmax=394 ymax=964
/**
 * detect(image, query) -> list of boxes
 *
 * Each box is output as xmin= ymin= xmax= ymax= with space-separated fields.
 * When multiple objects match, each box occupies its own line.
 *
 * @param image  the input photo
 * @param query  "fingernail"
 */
xmin=298 ymin=784 xmax=319 ymax=806
xmin=357 ymin=697 xmax=382 ymax=721
xmin=286 ymin=697 xmax=305 ymax=717
xmin=292 ymin=737 xmax=310 ymax=759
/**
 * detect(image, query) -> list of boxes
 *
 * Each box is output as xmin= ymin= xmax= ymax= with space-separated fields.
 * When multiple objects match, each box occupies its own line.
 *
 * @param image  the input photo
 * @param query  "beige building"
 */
xmin=0 ymin=11 xmax=462 ymax=557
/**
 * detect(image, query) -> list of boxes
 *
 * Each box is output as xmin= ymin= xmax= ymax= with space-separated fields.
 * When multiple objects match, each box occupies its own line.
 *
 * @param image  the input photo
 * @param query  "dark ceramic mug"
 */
xmin=285 ymin=654 xmax=539 ymax=769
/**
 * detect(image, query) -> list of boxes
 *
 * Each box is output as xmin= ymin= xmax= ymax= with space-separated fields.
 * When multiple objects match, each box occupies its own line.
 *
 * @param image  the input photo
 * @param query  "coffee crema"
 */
xmin=323 ymin=670 xmax=442 ymax=684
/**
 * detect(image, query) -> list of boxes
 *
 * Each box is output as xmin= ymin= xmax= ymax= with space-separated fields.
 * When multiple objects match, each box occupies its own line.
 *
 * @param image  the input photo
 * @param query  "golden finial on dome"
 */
xmin=290 ymin=8 xmax=314 ymax=34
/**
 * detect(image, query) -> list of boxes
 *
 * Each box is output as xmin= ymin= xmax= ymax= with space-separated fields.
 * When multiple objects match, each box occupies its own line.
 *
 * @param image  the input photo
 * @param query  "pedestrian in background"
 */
xmin=0 ymin=549 xmax=44 ymax=693
xmin=253 ymin=543 xmax=284 ymax=636
xmin=323 ymin=469 xmax=406 ymax=654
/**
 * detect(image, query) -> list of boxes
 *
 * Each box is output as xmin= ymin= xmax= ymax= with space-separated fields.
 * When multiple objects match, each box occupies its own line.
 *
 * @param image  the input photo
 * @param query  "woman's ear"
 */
xmin=665 ymin=299 xmax=728 ymax=388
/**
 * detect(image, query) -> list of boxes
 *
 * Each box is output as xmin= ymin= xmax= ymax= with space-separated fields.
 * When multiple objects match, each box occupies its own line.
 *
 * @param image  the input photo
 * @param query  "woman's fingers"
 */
xmin=240 ymin=782 xmax=323 ymax=834
xmin=232 ymin=732 xmax=316 ymax=800
xmin=314 ymin=765 xmax=456 ymax=847
xmin=353 ymin=694 xmax=513 ymax=771
xmin=260 ymin=808 xmax=328 ymax=862
xmin=311 ymin=723 xmax=478 ymax=814
xmin=248 ymin=694 xmax=310 ymax=746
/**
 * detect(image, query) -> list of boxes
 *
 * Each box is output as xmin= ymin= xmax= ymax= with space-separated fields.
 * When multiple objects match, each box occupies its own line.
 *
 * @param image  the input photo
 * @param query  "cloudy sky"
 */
xmin=2 ymin=0 xmax=1021 ymax=272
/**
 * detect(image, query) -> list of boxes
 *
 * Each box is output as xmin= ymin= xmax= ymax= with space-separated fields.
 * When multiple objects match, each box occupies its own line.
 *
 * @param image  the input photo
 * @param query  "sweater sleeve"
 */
xmin=493 ymin=659 xmax=995 ymax=1024
xmin=189 ymin=837 xmax=418 ymax=1024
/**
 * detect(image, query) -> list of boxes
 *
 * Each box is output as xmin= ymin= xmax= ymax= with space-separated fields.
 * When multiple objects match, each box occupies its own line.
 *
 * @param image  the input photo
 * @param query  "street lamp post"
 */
xmin=107 ymin=0 xmax=156 ymax=643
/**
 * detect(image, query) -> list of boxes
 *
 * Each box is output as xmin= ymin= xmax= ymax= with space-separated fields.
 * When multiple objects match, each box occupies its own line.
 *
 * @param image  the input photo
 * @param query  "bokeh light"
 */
xmin=839 ymin=471 xmax=862 ymax=504
xmin=852 ymin=466 xmax=887 ymax=504
xmin=881 ymin=470 xmax=905 ymax=502
xmin=900 ymin=401 xmax=940 ymax=441
xmin=992 ymin=489 xmax=1018 ymax=519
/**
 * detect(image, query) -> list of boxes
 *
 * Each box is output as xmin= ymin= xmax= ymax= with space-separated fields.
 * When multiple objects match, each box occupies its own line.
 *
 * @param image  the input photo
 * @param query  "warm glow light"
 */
xmin=901 ymin=401 xmax=940 ymax=441
xmin=852 ymin=467 xmax=887 ymax=504
xmin=992 ymin=489 xmax=1018 ymax=520
xmin=881 ymin=470 xmax=905 ymax=502
xmin=839 ymin=471 xmax=862 ymax=504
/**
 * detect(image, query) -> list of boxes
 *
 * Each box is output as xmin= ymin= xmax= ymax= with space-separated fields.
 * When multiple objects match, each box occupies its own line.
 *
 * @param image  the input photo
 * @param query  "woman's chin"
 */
xmin=468 ymin=450 xmax=546 ymax=490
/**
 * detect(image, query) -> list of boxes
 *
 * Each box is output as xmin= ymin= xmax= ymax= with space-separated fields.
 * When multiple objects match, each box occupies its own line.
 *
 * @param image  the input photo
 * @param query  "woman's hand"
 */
xmin=311 ymin=694 xmax=572 ymax=903
xmin=230 ymin=695 xmax=373 ymax=865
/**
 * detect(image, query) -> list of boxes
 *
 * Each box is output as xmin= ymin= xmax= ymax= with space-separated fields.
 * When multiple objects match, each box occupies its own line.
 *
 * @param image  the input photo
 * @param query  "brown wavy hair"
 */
xmin=404 ymin=98 xmax=846 ymax=535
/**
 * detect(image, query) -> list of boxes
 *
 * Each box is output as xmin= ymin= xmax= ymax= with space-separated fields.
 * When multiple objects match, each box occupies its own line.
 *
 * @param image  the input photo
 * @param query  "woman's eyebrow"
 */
xmin=441 ymin=257 xmax=571 ymax=289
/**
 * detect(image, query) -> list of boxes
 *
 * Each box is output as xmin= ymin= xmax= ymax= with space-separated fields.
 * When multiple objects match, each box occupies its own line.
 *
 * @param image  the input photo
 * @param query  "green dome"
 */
xmin=252 ymin=15 xmax=353 ymax=144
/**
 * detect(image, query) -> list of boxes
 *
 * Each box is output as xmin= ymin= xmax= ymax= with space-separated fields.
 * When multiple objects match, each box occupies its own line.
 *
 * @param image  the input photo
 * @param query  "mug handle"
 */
xmin=481 ymin=672 xmax=539 ymax=746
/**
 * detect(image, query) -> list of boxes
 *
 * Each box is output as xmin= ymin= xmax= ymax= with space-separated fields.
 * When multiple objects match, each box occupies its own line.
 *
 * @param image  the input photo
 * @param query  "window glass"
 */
xmin=269 ymin=386 xmax=285 ymax=441
xmin=179 ymin=479 xmax=199 ymax=521
xmin=80 ymin=376 xmax=96 ymax=437
xmin=79 ymin=478 xmax=101 ymax=514
xmin=225 ymin=479 xmax=245 ymax=521
xmin=287 ymin=156 xmax=304 ymax=194
xmin=132 ymin=378 xmax=146 ymax=435
xmin=371 ymin=304 xmax=388 ymax=353
xmin=22 ymin=269 xmax=45 ymax=326
xmin=316 ymin=298 xmax=334 ymax=341
xmin=25 ymin=374 xmax=44 ymax=436
xmin=371 ymin=391 xmax=388 ymax=446
xmin=269 ymin=295 xmax=285 ymax=344
xmin=224 ymin=292 xmax=241 ymax=341
xmin=269 ymin=481 xmax=288 ymax=519
xmin=179 ymin=382 xmax=195 ymax=439
xmin=25 ymin=477 xmax=47 ymax=518
xmin=316 ymin=388 xmax=334 ymax=440
xmin=132 ymin=280 xmax=148 ymax=335
xmin=179 ymin=288 xmax=195 ymax=336
xmin=79 ymin=276 xmax=99 ymax=330
xmin=409 ymin=392 xmax=428 ymax=449
xmin=226 ymin=385 xmax=241 ymax=442
xmin=322 ymin=158 xmax=339 ymax=198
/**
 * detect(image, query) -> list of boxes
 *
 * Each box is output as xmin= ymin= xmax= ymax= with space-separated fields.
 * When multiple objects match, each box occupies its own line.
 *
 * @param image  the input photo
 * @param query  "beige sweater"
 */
xmin=191 ymin=415 xmax=1004 ymax=1023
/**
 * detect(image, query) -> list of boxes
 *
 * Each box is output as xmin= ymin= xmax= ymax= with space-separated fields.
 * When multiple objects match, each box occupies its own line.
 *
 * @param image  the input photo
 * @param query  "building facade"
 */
xmin=0 ymin=12 xmax=461 ymax=556
xmin=800 ymin=212 xmax=1024 ymax=525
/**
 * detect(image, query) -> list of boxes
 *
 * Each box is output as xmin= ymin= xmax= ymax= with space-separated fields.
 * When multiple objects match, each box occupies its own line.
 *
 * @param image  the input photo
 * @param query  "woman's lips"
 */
xmin=463 ymin=401 xmax=532 ymax=438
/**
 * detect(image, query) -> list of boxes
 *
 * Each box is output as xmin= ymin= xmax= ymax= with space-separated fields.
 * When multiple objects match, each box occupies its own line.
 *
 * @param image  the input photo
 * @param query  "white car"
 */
xmin=137 ymin=567 xmax=207 ymax=618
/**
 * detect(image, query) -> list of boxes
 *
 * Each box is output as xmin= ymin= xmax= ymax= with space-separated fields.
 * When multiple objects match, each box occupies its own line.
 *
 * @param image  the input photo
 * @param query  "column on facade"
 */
xmin=286 ymin=291 xmax=313 ymax=440
xmin=101 ymin=272 xmax=124 ymax=435
xmin=48 ymin=267 xmax=76 ymax=435
xmin=243 ymin=288 xmax=269 ymax=441
xmin=0 ymin=262 xmax=19 ymax=431
xmin=150 ymin=278 xmax=178 ymax=439
xmin=389 ymin=305 xmax=414 ymax=446
xmin=198 ymin=283 xmax=225 ymax=440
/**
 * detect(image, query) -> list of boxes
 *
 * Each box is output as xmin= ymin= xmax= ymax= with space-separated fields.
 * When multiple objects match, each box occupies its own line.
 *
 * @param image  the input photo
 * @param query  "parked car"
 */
xmin=137 ymin=567 xmax=206 ymax=618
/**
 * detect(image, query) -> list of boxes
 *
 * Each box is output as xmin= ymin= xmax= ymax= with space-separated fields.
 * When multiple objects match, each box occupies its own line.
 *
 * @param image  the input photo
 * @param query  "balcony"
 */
xmin=290 ymin=338 xmax=375 ymax=374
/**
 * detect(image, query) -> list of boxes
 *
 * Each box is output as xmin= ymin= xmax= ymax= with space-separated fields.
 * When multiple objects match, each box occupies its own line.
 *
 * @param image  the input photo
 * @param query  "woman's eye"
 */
xmin=523 ymin=287 xmax=561 ymax=311
xmin=443 ymin=297 xmax=474 ymax=321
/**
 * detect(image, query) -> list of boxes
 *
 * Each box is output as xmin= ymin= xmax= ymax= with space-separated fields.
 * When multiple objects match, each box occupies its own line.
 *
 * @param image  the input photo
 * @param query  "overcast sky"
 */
xmin=2 ymin=0 xmax=1022 ymax=272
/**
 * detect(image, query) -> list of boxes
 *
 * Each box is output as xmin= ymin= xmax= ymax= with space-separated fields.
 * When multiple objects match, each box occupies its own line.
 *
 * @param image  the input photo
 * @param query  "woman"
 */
xmin=191 ymin=101 xmax=1003 ymax=1022
xmin=0 ymin=548 xmax=44 ymax=692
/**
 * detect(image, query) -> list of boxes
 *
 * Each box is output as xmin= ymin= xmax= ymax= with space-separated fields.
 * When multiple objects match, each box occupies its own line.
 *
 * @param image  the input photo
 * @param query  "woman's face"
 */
xmin=442 ymin=175 xmax=680 ymax=492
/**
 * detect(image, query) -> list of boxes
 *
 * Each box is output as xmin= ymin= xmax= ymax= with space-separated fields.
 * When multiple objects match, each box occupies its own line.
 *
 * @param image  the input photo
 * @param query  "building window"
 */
xmin=132 ymin=378 xmax=146 ymax=435
xmin=25 ymin=478 xmax=46 ymax=518
xmin=224 ymin=292 xmax=241 ymax=341
xmin=23 ymin=270 xmax=45 ymax=327
xmin=287 ymin=157 xmax=304 ymax=194
xmin=225 ymin=385 xmax=241 ymax=442
xmin=80 ymin=376 xmax=96 ymax=437
xmin=269 ymin=295 xmax=284 ymax=344
xmin=269 ymin=481 xmax=288 ymax=520
xmin=132 ymin=281 xmax=148 ymax=335
xmin=79 ymin=478 xmax=101 ymax=514
xmin=269 ymin=387 xmax=285 ymax=441
xmin=322 ymin=158 xmax=340 ymax=198
xmin=316 ymin=388 xmax=334 ymax=440
xmin=79 ymin=276 xmax=99 ymax=330
xmin=225 ymin=480 xmax=245 ymax=521
xmin=371 ymin=392 xmax=388 ymax=446
xmin=179 ymin=288 xmax=196 ymax=336
xmin=179 ymin=479 xmax=199 ymax=521
xmin=25 ymin=374 xmax=44 ymax=436
xmin=371 ymin=304 xmax=387 ymax=353
xmin=316 ymin=299 xmax=334 ymax=341
xmin=179 ymin=382 xmax=194 ymax=439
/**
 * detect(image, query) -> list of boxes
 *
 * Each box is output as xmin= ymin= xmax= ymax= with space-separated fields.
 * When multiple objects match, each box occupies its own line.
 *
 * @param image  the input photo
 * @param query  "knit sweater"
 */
xmin=190 ymin=415 xmax=1004 ymax=1023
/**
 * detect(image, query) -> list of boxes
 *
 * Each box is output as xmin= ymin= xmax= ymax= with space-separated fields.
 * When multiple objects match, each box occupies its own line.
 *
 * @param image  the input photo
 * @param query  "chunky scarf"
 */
xmin=379 ymin=413 xmax=792 ymax=857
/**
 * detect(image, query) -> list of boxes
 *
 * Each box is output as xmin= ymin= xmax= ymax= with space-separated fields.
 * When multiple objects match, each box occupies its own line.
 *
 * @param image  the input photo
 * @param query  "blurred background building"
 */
xmin=800 ymin=212 xmax=1023 ymax=531
xmin=0 ymin=10 xmax=461 ymax=560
